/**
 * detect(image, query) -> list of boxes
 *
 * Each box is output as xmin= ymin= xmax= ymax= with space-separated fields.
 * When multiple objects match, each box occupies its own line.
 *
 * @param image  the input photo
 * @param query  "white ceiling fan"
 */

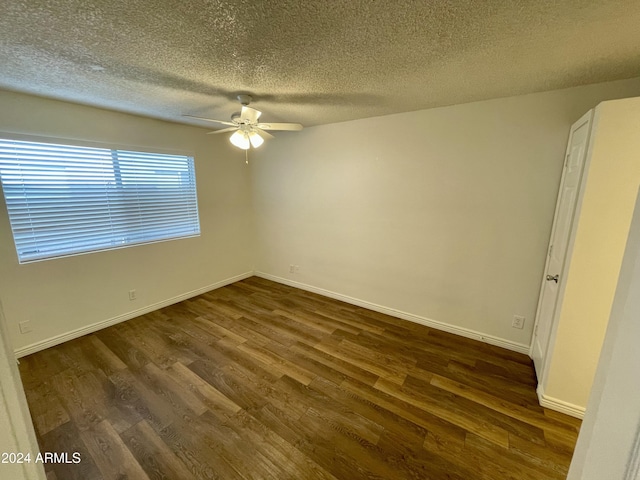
xmin=184 ymin=95 xmax=303 ymax=150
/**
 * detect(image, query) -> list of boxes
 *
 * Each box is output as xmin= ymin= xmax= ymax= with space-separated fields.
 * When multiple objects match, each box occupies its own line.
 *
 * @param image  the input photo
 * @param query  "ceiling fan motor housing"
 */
xmin=231 ymin=112 xmax=253 ymax=125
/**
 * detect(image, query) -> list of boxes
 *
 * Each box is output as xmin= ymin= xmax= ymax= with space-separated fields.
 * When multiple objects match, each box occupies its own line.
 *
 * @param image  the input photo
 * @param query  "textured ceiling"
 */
xmin=1 ymin=0 xmax=640 ymax=128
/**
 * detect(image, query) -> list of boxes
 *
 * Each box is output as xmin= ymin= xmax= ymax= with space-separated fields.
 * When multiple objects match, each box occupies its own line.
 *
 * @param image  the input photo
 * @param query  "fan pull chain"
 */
xmin=245 ymin=149 xmax=249 ymax=164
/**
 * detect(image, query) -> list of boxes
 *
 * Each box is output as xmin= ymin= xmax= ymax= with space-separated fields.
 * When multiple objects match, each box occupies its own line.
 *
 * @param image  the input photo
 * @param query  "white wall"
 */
xmin=251 ymin=77 xmax=640 ymax=349
xmin=0 ymin=90 xmax=255 ymax=353
xmin=567 ymin=188 xmax=640 ymax=480
xmin=543 ymin=95 xmax=640 ymax=408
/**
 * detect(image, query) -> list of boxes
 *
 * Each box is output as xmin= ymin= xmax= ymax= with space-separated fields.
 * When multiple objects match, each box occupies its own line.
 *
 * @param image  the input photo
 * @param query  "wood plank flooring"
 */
xmin=18 ymin=277 xmax=581 ymax=479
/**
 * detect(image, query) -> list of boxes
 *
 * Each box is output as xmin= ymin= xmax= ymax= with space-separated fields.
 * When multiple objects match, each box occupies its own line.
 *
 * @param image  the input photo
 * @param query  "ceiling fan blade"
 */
xmin=182 ymin=114 xmax=236 ymax=126
xmin=240 ymin=106 xmax=262 ymax=124
xmin=254 ymin=128 xmax=274 ymax=140
xmin=206 ymin=127 xmax=238 ymax=135
xmin=257 ymin=122 xmax=303 ymax=131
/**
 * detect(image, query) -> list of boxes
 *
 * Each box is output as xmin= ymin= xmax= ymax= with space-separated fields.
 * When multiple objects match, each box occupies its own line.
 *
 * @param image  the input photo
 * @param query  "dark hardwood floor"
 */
xmin=19 ymin=277 xmax=581 ymax=479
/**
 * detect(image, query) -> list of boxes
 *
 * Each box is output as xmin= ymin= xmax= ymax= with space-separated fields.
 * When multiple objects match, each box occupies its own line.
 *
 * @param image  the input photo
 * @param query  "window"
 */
xmin=0 ymin=138 xmax=200 ymax=263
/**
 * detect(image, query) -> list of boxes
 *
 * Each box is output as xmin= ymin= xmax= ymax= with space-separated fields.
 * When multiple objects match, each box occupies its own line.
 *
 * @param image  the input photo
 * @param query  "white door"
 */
xmin=531 ymin=110 xmax=593 ymax=379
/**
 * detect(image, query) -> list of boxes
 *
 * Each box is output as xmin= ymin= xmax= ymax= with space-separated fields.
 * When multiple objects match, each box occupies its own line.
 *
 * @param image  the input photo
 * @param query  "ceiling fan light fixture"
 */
xmin=248 ymin=130 xmax=264 ymax=148
xmin=229 ymin=130 xmax=250 ymax=150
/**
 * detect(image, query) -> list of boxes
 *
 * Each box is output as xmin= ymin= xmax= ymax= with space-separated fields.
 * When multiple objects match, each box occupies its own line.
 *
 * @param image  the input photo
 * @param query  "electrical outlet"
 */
xmin=294 ymin=265 xmax=300 ymax=273
xmin=19 ymin=321 xmax=32 ymax=334
xmin=512 ymin=315 xmax=525 ymax=329
xmin=289 ymin=264 xmax=295 ymax=273
xmin=129 ymin=289 xmax=137 ymax=301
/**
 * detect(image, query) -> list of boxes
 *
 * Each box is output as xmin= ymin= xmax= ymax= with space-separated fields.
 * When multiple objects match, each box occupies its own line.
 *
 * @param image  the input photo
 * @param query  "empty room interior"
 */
xmin=1 ymin=1 xmax=640 ymax=479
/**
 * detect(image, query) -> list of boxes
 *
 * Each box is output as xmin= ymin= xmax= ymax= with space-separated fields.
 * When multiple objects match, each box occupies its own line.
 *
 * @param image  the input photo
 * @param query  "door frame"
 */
xmin=0 ymin=298 xmax=46 ymax=480
xmin=566 ymin=187 xmax=640 ymax=480
xmin=530 ymin=108 xmax=596 ymax=389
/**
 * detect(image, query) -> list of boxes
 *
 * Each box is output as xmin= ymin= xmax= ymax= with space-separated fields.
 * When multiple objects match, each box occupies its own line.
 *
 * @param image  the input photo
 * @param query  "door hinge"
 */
xmin=564 ymin=154 xmax=570 ymax=168
xmin=548 ymin=244 xmax=553 ymax=257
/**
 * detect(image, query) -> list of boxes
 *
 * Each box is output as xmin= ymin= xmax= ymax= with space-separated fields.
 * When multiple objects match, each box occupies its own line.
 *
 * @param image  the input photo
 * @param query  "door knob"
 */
xmin=546 ymin=274 xmax=559 ymax=283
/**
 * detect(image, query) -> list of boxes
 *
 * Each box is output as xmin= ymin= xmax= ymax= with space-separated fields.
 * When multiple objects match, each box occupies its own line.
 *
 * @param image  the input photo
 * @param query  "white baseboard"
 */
xmin=537 ymin=385 xmax=586 ymax=419
xmin=14 ymin=271 xmax=254 ymax=358
xmin=255 ymin=272 xmax=530 ymax=355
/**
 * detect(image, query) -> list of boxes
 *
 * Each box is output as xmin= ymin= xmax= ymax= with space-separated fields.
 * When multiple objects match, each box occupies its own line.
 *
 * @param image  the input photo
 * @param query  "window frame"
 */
xmin=0 ymin=133 xmax=201 ymax=264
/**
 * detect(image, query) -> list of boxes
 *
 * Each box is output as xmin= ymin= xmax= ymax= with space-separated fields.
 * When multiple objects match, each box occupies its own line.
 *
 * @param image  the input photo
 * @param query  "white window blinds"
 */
xmin=0 ymin=139 xmax=200 ymax=263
